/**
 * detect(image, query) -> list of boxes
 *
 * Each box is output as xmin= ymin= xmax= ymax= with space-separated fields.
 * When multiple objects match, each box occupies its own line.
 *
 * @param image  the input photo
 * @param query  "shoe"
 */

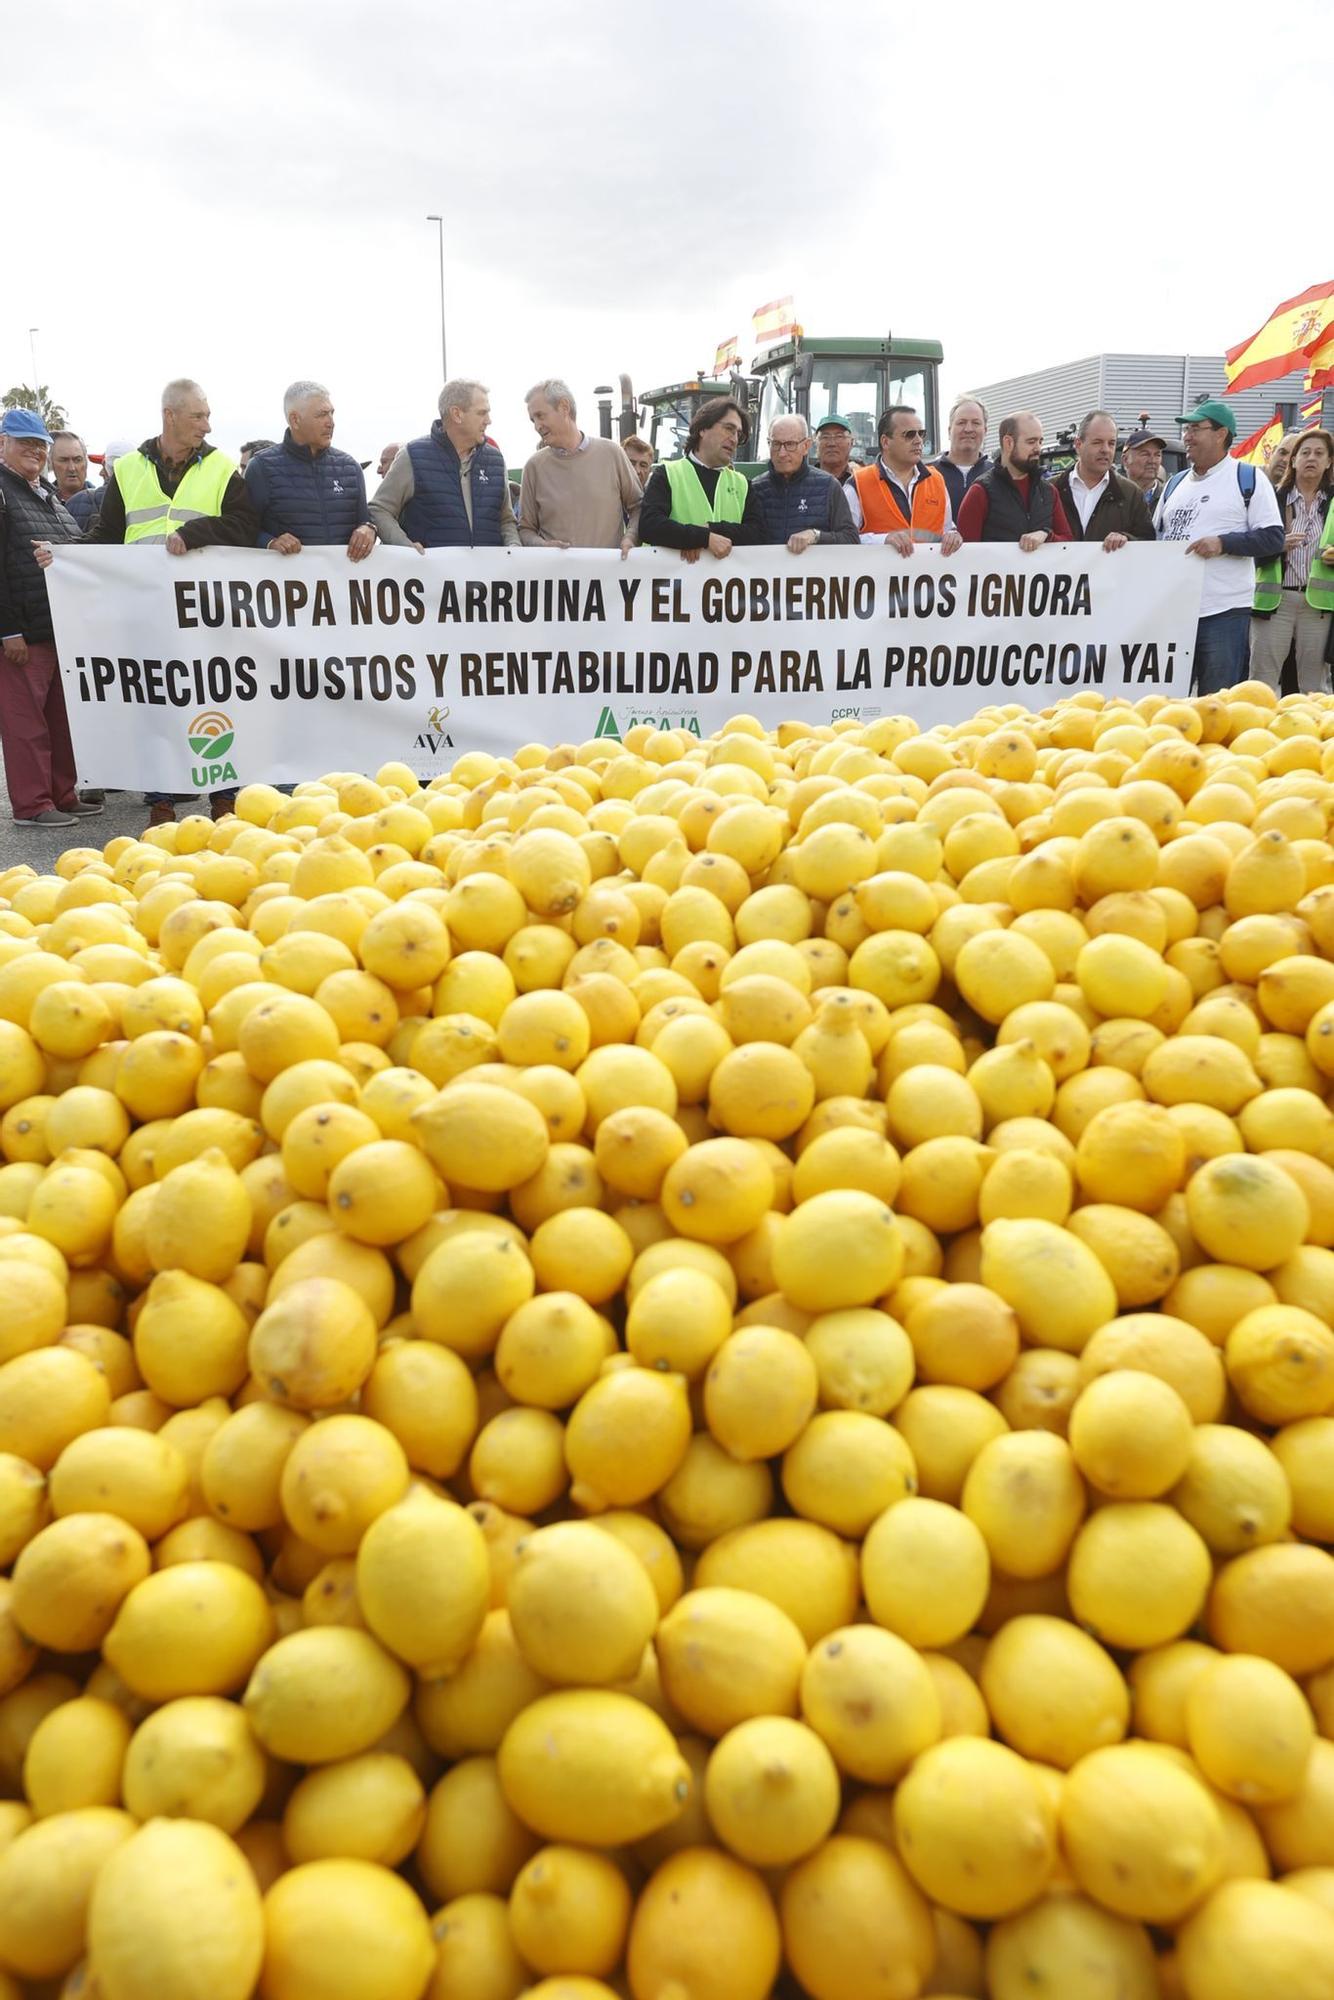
xmin=79 ymin=789 xmax=106 ymax=806
xmin=146 ymin=802 xmax=176 ymax=828
xmin=61 ymin=797 xmax=104 ymax=817
xmin=15 ymin=808 xmax=76 ymax=827
xmin=210 ymin=792 xmax=237 ymax=822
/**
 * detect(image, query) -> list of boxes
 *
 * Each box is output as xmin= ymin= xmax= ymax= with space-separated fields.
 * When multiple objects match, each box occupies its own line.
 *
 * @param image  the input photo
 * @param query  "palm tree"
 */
xmin=2 ymin=385 xmax=69 ymax=432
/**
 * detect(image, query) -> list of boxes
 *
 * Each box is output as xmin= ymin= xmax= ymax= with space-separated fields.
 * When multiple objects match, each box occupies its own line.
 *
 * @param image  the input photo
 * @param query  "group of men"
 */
xmin=0 ymin=367 xmax=1317 ymax=831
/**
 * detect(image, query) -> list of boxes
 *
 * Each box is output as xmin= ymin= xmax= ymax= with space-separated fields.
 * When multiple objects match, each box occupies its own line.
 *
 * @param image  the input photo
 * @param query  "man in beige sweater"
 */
xmin=520 ymin=379 xmax=641 ymax=556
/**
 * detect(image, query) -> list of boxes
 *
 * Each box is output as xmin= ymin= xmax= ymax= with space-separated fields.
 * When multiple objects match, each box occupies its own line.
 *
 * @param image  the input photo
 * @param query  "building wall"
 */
xmin=964 ymin=353 xmax=1321 ymax=449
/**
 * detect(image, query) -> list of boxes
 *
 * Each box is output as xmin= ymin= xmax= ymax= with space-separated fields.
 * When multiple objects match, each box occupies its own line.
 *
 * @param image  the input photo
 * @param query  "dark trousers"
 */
xmin=1192 ymin=608 xmax=1252 ymax=695
xmin=0 ymin=640 xmax=79 ymax=818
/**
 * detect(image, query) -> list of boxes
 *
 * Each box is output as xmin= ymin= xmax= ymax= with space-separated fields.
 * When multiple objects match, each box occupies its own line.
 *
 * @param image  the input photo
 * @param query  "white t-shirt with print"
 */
xmin=1154 ymin=459 xmax=1282 ymax=618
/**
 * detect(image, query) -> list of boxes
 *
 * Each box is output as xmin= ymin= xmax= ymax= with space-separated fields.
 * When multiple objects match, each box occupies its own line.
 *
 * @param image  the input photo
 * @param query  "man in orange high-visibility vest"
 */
xmin=853 ymin=406 xmax=961 ymax=555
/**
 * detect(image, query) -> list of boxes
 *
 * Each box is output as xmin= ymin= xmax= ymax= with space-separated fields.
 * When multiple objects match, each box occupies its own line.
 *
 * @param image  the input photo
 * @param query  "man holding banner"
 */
xmin=638 ymin=396 xmax=764 ymax=562
xmin=89 ymin=379 xmax=256 ymax=823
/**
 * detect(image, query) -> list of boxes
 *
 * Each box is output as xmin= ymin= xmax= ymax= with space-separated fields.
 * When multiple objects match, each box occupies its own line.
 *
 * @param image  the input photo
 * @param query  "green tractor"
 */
xmin=619 ymin=335 xmax=944 ymax=476
xmin=744 ymin=334 xmax=944 ymax=473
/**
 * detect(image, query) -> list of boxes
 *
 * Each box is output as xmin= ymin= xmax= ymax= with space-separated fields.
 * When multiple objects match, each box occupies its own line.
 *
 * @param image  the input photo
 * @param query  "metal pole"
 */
xmin=425 ymin=217 xmax=446 ymax=382
xmin=27 ymin=328 xmax=39 ymax=396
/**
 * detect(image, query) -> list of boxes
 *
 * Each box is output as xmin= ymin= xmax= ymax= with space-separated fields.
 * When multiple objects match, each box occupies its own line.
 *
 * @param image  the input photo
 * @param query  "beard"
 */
xmin=1008 ymin=452 xmax=1041 ymax=478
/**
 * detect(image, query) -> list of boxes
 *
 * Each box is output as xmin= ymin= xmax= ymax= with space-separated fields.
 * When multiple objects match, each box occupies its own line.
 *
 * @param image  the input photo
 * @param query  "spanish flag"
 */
xmin=1301 ymin=392 xmax=1326 ymax=424
xmin=1305 ymin=329 xmax=1334 ymax=395
xmin=1231 ymin=409 xmax=1285 ymax=467
xmin=752 ymin=295 xmax=796 ymax=346
xmin=1225 ymin=279 xmax=1334 ymax=394
xmin=714 ymin=335 xmax=739 ymax=374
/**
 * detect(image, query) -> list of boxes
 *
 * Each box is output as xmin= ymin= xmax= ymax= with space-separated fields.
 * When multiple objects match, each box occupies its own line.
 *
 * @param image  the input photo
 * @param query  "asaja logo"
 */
xmin=595 ymin=705 xmax=701 ymax=741
xmin=187 ymin=710 xmax=235 ymax=758
xmin=187 ymin=710 xmax=239 ymax=787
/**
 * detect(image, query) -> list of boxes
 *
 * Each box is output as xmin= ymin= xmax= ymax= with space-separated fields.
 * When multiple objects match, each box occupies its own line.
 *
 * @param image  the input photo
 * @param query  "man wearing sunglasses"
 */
xmin=854 ymin=407 xmax=962 ymax=555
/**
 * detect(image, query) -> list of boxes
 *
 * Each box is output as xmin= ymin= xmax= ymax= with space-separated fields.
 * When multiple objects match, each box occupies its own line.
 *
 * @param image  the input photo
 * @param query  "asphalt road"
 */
xmin=0 ymin=776 xmax=188 ymax=877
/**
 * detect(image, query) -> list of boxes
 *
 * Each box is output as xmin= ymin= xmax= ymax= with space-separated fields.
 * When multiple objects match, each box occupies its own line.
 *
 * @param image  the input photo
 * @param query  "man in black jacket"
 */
xmin=1054 ymin=411 xmax=1156 ymax=550
xmin=0 ymin=411 xmax=102 ymax=827
xmin=750 ymin=417 xmax=859 ymax=552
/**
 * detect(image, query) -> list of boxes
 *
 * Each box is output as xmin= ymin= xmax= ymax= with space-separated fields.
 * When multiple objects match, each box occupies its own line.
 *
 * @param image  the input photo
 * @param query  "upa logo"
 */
xmin=187 ymin=710 xmax=239 ymax=787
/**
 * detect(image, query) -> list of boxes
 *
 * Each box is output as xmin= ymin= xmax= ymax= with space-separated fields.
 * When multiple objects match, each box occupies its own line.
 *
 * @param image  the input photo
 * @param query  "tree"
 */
xmin=1 ymin=385 xmax=69 ymax=432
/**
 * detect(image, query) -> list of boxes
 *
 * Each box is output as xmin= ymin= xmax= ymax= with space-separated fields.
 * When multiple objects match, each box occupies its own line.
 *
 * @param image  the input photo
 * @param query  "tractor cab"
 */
xmin=636 ymin=379 xmax=756 ymax=465
xmin=746 ymin=335 xmax=944 ymax=472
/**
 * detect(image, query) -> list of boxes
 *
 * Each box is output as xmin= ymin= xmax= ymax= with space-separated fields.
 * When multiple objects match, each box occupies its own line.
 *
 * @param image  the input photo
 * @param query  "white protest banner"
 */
xmin=45 ymin=543 xmax=1203 ymax=789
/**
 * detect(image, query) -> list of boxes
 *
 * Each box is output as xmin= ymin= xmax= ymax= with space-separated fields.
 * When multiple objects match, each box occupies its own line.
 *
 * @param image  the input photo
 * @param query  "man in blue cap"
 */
xmin=0 ymin=408 xmax=102 ymax=827
xmin=1156 ymin=399 xmax=1284 ymax=694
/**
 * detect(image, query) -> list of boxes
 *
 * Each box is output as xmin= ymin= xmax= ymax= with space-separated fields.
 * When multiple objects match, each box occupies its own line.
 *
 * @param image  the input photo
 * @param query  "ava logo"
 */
xmin=595 ymin=705 xmax=700 ymax=740
xmin=414 ymin=702 xmax=454 ymax=756
xmin=187 ymin=710 xmax=239 ymax=787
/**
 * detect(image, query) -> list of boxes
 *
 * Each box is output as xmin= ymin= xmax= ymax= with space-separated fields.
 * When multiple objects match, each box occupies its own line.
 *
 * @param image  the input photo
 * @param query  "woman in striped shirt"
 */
xmin=1251 ymin=429 xmax=1334 ymax=693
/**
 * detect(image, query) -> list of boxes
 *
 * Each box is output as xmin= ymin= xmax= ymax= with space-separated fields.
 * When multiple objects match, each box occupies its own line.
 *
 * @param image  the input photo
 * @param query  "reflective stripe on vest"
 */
xmin=114 ymin=449 xmax=235 ymax=544
xmin=854 ymin=462 xmax=948 ymax=538
xmin=1255 ymin=499 xmax=1334 ymax=614
xmin=663 ymin=458 xmax=748 ymax=527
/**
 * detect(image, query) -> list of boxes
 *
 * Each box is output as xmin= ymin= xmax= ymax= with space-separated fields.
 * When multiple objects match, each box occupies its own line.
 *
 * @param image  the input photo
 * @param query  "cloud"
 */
xmin=4 ymin=0 xmax=1331 ymax=473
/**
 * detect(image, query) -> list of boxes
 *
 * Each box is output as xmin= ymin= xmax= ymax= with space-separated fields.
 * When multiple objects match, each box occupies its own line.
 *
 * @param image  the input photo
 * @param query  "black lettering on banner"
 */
xmin=427 ymin=655 xmax=449 ymax=696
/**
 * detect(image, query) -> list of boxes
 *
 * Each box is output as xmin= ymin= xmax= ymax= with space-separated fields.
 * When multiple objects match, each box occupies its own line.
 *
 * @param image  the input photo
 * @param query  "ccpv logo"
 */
xmin=187 ymin=710 xmax=239 ymax=787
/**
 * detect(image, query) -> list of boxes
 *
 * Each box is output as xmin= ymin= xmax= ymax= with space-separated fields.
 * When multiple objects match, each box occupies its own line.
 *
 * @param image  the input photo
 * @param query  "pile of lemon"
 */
xmin=2 ymin=682 xmax=1334 ymax=2000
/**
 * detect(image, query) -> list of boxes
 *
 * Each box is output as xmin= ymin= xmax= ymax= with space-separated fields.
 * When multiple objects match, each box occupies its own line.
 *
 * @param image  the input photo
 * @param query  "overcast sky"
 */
xmin=5 ymin=0 xmax=1331 ymax=473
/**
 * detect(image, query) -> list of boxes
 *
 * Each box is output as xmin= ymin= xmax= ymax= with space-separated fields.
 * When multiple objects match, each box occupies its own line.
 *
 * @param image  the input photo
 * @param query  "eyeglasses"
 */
xmin=715 ymin=424 xmax=744 ymax=439
xmin=894 ymin=429 xmax=926 ymax=442
xmin=770 ymin=439 xmax=806 ymax=452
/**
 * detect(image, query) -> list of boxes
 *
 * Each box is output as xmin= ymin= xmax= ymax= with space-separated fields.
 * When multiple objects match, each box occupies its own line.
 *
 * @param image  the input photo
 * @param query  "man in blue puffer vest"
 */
xmin=243 ymin=382 xmax=375 ymax=561
xmin=749 ymin=415 xmax=859 ymax=554
xmin=369 ymin=379 xmax=519 ymax=549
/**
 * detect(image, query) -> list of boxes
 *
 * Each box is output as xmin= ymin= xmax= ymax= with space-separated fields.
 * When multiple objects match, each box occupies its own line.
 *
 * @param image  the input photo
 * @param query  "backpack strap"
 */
xmin=1237 ymin=461 xmax=1256 ymax=506
xmin=1161 ymin=469 xmax=1189 ymax=508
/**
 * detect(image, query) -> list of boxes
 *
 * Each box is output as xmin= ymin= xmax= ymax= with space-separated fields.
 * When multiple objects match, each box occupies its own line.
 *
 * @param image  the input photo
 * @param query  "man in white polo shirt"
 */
xmin=1156 ymin=399 xmax=1284 ymax=694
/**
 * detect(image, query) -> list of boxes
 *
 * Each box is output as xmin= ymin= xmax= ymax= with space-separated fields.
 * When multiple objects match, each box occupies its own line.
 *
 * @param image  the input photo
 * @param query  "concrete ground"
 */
xmin=0 ymin=772 xmax=193 ymax=877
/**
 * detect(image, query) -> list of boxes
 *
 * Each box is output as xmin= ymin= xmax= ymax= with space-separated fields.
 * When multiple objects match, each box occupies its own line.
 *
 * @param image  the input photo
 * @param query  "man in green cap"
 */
xmin=1155 ymin=399 xmax=1284 ymax=693
xmin=814 ymin=412 xmax=863 ymax=529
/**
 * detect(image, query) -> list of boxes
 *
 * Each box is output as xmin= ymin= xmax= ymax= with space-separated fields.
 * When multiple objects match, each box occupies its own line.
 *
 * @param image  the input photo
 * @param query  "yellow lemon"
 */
xmin=861 ymin=1497 xmax=990 ymax=1648
xmin=356 ymin=1489 xmax=490 ymax=1677
xmin=893 ymin=1736 xmax=1057 ymax=1920
xmin=102 ymin=1561 xmax=275 ymax=1701
xmin=506 ymin=1521 xmax=658 ymax=1685
xmin=260 ymin=1858 xmax=435 ymax=2000
xmin=498 ymin=1690 xmax=691 ymax=1847
xmin=87 ymin=1817 xmax=262 ymax=2000
xmin=278 ymin=1413 xmax=411 ymax=1556
xmin=281 ymin=1751 xmax=426 ymax=1867
xmin=979 ymin=1615 xmax=1128 ymax=1768
xmin=22 ymin=1696 xmax=130 ymax=1816
xmin=121 ymin=1694 xmax=266 ymax=1831
xmin=1067 ymin=1369 xmax=1196 ymax=1499
xmin=773 ymin=1189 xmax=903 ymax=1311
xmin=704 ymin=1714 xmax=840 ymax=1867
xmin=508 ymin=1844 xmax=632 ymax=1979
xmin=985 ymin=1892 xmax=1160 ymax=2000
xmin=1060 ymin=1741 xmax=1223 ymax=1924
xmin=242 ymin=1626 xmax=410 ymax=1764
xmin=800 ymin=1623 xmax=941 ymax=1783
xmin=1067 ymin=1503 xmax=1212 ymax=1650
xmin=1178 ymin=1878 xmax=1334 ymax=2000
xmin=628 ymin=1846 xmax=781 ymax=2000
xmin=655 ymin=1586 xmax=807 ymax=1737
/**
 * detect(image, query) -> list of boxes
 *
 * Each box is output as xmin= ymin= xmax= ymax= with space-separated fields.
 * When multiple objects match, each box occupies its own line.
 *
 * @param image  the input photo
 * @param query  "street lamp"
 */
xmin=27 ymin=329 xmax=39 ymax=396
xmin=425 ymin=216 xmax=446 ymax=384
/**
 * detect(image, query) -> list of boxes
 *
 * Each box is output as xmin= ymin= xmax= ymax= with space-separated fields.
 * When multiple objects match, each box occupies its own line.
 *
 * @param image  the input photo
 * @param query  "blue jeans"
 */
xmin=1193 ymin=608 xmax=1252 ymax=695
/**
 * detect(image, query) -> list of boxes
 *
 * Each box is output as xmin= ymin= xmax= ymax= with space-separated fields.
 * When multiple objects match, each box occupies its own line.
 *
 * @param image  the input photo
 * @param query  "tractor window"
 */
xmin=804 ymin=360 xmax=881 ymax=464
xmin=887 ymin=367 xmax=933 ymax=453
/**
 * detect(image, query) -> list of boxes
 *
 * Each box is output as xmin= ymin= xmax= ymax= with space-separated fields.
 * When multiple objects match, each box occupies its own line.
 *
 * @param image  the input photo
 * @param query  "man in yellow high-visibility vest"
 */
xmin=95 ymin=379 xmax=257 ymax=825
